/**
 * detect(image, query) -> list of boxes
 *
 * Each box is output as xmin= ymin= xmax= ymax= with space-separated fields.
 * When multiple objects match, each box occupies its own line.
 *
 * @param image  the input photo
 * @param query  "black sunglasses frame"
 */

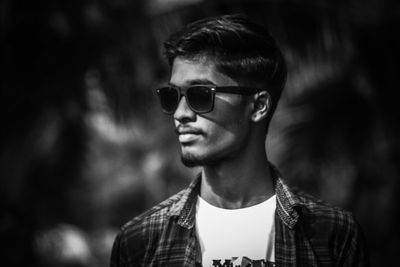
xmin=156 ymin=84 xmax=265 ymax=115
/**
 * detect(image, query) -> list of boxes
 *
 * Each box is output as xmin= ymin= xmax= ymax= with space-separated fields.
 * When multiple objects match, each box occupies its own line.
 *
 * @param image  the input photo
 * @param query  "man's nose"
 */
xmin=173 ymin=96 xmax=196 ymax=122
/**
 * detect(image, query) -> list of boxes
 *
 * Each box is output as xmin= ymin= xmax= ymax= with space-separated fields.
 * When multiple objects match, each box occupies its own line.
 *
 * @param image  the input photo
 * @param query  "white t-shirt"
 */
xmin=195 ymin=194 xmax=276 ymax=267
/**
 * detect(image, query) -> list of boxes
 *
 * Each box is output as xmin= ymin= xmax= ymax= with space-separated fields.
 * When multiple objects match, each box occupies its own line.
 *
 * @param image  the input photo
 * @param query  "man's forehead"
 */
xmin=171 ymin=56 xmax=216 ymax=71
xmin=169 ymin=57 xmax=237 ymax=87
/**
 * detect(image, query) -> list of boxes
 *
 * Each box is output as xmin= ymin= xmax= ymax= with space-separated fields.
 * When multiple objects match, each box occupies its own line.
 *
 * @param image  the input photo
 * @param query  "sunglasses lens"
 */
xmin=187 ymin=86 xmax=213 ymax=113
xmin=157 ymin=87 xmax=179 ymax=114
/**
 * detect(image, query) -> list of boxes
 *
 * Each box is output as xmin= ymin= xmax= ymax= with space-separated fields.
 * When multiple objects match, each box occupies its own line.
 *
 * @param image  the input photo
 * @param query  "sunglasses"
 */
xmin=156 ymin=84 xmax=264 ymax=114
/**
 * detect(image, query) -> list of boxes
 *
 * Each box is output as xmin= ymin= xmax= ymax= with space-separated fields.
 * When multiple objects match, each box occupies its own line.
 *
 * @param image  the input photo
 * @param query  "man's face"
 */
xmin=170 ymin=57 xmax=253 ymax=167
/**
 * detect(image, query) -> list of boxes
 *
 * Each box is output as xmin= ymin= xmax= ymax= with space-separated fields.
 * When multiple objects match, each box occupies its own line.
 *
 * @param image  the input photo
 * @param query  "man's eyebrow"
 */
xmin=188 ymin=79 xmax=215 ymax=85
xmin=168 ymin=79 xmax=216 ymax=87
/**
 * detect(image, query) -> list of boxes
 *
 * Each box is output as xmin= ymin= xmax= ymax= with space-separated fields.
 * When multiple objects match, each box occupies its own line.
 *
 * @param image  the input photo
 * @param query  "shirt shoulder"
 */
xmin=275 ymin=177 xmax=354 ymax=230
xmin=293 ymin=190 xmax=369 ymax=266
xmin=294 ymin=190 xmax=356 ymax=228
xmin=120 ymin=187 xmax=188 ymax=237
xmin=110 ymin=188 xmax=189 ymax=267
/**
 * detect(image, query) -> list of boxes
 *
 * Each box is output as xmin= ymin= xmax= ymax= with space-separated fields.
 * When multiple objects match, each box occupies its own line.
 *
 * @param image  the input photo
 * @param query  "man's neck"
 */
xmin=199 ymin=148 xmax=275 ymax=209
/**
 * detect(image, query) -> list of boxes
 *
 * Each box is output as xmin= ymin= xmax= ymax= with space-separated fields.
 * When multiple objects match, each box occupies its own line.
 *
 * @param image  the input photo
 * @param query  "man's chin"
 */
xmin=180 ymin=152 xmax=202 ymax=167
xmin=181 ymin=156 xmax=201 ymax=167
xmin=180 ymin=153 xmax=221 ymax=167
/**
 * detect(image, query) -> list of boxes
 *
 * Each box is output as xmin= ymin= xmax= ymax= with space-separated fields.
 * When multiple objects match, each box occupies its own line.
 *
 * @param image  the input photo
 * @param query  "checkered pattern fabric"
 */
xmin=110 ymin=170 xmax=369 ymax=267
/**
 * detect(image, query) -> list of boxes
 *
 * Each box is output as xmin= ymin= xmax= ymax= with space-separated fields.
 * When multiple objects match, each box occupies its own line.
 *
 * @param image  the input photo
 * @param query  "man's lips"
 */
xmin=174 ymin=126 xmax=203 ymax=135
xmin=178 ymin=133 xmax=200 ymax=143
xmin=175 ymin=126 xmax=203 ymax=143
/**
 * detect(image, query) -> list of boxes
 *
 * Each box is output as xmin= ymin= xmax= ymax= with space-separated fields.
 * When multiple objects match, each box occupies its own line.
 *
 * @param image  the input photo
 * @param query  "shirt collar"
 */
xmin=275 ymin=177 xmax=303 ymax=229
xmin=168 ymin=173 xmax=201 ymax=229
xmin=168 ymin=166 xmax=304 ymax=230
xmin=270 ymin=165 xmax=304 ymax=229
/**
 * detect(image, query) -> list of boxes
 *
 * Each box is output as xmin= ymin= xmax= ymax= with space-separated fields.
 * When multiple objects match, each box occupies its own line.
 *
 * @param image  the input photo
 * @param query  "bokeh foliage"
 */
xmin=1 ymin=0 xmax=399 ymax=266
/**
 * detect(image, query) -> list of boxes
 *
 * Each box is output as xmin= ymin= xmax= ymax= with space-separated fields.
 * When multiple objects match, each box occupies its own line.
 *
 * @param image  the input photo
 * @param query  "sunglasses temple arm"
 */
xmin=215 ymin=87 xmax=264 ymax=95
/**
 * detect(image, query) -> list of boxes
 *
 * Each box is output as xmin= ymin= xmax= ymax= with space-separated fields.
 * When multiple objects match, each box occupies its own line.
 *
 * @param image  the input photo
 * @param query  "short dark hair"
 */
xmin=164 ymin=14 xmax=287 ymax=121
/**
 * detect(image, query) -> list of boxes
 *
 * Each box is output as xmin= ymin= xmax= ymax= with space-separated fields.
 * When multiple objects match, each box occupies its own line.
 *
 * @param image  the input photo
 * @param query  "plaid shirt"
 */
xmin=110 ymin=172 xmax=369 ymax=267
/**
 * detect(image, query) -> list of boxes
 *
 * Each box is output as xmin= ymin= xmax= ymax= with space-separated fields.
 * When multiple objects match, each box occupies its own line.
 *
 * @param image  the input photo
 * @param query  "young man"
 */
xmin=110 ymin=14 xmax=369 ymax=267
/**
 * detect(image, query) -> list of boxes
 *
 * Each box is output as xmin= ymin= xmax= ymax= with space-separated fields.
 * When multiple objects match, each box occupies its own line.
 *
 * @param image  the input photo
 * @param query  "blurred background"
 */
xmin=1 ymin=0 xmax=399 ymax=266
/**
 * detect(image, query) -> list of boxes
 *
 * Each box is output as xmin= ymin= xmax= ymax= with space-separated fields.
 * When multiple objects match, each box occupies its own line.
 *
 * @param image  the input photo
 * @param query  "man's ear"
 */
xmin=251 ymin=91 xmax=271 ymax=122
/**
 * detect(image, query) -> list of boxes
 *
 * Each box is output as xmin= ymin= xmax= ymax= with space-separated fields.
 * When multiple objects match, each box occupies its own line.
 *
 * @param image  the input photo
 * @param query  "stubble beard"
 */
xmin=180 ymin=150 xmax=222 ymax=167
xmin=179 ymin=120 xmax=252 ymax=168
xmin=180 ymin=139 xmax=246 ymax=168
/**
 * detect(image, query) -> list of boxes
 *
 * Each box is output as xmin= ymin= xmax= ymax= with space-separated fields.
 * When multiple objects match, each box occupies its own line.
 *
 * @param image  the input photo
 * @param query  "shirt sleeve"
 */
xmin=110 ymin=231 xmax=128 ymax=267
xmin=335 ymin=212 xmax=370 ymax=267
xmin=109 ymin=223 xmax=147 ymax=267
